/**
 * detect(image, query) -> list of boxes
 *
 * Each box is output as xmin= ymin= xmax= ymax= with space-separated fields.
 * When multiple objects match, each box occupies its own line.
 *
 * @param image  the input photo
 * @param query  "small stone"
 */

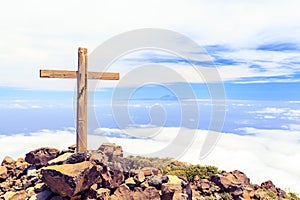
xmin=125 ymin=177 xmax=136 ymax=188
xmin=167 ymin=175 xmax=182 ymax=184
xmin=109 ymin=169 xmax=125 ymax=188
xmin=48 ymin=153 xmax=73 ymax=165
xmin=111 ymin=184 xmax=131 ymax=200
xmin=1 ymin=156 xmax=16 ymax=169
xmin=194 ymin=175 xmax=200 ymax=182
xmin=95 ymin=188 xmax=110 ymax=199
xmin=142 ymin=167 xmax=156 ymax=176
xmin=148 ymin=176 xmax=163 ymax=190
xmin=4 ymin=190 xmax=27 ymax=200
xmin=137 ymin=170 xmax=145 ymax=183
xmin=26 ymin=187 xmax=36 ymax=197
xmin=144 ymin=186 xmax=160 ymax=200
xmin=65 ymin=152 xmax=86 ymax=164
xmin=27 ymin=166 xmax=38 ymax=177
xmin=161 ymin=183 xmax=182 ymax=200
xmin=89 ymin=150 xmax=107 ymax=166
xmin=0 ymin=166 xmax=8 ymax=180
xmin=34 ymin=183 xmax=47 ymax=193
xmin=68 ymin=144 xmax=76 ymax=151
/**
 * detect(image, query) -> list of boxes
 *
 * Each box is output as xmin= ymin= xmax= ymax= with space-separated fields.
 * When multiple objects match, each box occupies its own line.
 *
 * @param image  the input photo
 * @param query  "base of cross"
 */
xmin=40 ymin=47 xmax=120 ymax=153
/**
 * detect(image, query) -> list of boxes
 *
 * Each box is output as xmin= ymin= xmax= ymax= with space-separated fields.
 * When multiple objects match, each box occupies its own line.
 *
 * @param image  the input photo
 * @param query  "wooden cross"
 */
xmin=40 ymin=47 xmax=119 ymax=153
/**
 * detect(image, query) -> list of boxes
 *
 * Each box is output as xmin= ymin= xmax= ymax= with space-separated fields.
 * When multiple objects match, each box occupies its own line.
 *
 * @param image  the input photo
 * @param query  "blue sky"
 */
xmin=1 ymin=0 xmax=300 ymax=193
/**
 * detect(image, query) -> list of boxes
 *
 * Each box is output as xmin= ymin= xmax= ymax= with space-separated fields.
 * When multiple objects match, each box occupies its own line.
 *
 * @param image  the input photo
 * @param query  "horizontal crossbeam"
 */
xmin=40 ymin=69 xmax=119 ymax=80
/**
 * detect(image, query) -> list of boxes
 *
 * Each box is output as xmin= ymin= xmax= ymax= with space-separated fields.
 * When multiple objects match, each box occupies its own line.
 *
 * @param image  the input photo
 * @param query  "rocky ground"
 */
xmin=0 ymin=143 xmax=298 ymax=200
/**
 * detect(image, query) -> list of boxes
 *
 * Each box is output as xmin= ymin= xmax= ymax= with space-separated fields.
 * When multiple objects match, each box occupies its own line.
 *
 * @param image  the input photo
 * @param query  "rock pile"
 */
xmin=0 ymin=143 xmax=295 ymax=200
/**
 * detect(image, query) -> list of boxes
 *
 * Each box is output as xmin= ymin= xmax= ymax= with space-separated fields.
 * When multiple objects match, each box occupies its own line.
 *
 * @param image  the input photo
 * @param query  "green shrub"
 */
xmin=164 ymin=164 xmax=222 ymax=182
xmin=267 ymin=191 xmax=277 ymax=199
xmin=127 ymin=155 xmax=173 ymax=168
xmin=288 ymin=192 xmax=300 ymax=200
xmin=219 ymin=192 xmax=233 ymax=200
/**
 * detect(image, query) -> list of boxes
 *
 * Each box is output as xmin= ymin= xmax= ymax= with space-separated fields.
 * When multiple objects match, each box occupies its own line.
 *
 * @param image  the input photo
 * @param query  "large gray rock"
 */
xmin=41 ymin=161 xmax=102 ymax=197
xmin=25 ymin=147 xmax=60 ymax=166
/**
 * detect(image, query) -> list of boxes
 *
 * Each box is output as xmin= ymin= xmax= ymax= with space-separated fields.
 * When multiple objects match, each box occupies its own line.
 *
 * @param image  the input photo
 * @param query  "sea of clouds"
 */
xmin=0 ymin=126 xmax=299 ymax=194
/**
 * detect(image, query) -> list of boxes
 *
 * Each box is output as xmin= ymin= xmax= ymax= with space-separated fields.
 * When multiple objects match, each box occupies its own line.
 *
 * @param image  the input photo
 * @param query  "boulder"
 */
xmin=261 ymin=180 xmax=276 ymax=193
xmin=1 ymin=156 xmax=15 ymax=169
xmin=25 ymin=147 xmax=60 ymax=166
xmin=211 ymin=170 xmax=250 ymax=196
xmin=41 ymin=161 xmax=101 ymax=197
xmin=231 ymin=170 xmax=250 ymax=186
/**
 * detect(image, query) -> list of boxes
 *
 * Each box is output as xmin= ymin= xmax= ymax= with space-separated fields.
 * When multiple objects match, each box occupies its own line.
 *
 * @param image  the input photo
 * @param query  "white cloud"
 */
xmin=1 ymin=126 xmax=300 ymax=193
xmin=249 ymin=107 xmax=300 ymax=121
xmin=1 ymin=0 xmax=300 ymax=89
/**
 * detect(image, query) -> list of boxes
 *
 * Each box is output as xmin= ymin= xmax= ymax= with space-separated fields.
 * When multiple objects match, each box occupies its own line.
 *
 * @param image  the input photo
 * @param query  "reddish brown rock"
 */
xmin=1 ymin=156 xmax=16 ymax=169
xmin=261 ymin=180 xmax=276 ymax=193
xmin=25 ymin=147 xmax=60 ymax=166
xmin=41 ymin=161 xmax=102 ymax=197
xmin=211 ymin=170 xmax=250 ymax=190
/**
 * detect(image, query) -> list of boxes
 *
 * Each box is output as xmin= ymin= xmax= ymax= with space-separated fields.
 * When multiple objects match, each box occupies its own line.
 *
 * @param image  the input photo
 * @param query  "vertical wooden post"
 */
xmin=76 ymin=47 xmax=88 ymax=153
